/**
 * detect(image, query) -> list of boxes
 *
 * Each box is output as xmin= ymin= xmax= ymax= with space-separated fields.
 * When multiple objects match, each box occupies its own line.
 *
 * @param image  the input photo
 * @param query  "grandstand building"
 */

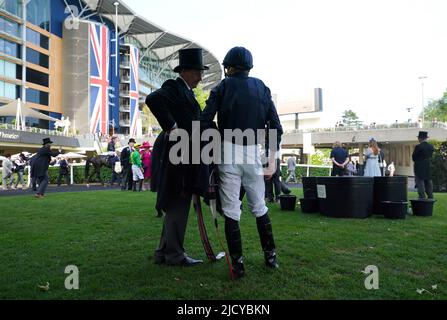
xmin=0 ymin=0 xmax=222 ymax=154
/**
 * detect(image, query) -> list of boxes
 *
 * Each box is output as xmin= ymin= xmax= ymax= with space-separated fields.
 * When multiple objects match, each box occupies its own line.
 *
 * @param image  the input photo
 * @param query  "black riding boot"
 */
xmin=132 ymin=181 xmax=137 ymax=192
xmin=256 ymin=213 xmax=279 ymax=269
xmin=138 ymin=180 xmax=143 ymax=192
xmin=225 ymin=216 xmax=245 ymax=280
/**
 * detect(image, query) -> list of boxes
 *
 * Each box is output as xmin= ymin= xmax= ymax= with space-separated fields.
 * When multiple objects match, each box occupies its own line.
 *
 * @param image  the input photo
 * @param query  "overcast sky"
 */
xmin=125 ymin=0 xmax=447 ymax=124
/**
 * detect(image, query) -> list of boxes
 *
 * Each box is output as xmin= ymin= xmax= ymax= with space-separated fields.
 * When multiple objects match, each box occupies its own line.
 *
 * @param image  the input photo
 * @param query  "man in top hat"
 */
xmin=32 ymin=138 xmax=62 ymax=198
xmin=145 ymin=48 xmax=208 ymax=267
xmin=120 ymin=138 xmax=135 ymax=191
xmin=412 ymin=131 xmax=435 ymax=199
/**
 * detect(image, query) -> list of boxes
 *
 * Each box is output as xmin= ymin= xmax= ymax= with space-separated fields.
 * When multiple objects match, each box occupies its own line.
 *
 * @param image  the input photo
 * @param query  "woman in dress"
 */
xmin=140 ymin=142 xmax=152 ymax=191
xmin=364 ymin=139 xmax=382 ymax=177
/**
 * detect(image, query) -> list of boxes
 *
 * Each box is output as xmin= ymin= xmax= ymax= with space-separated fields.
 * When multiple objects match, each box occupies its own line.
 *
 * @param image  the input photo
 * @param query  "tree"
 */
xmin=423 ymin=90 xmax=447 ymax=122
xmin=341 ymin=109 xmax=363 ymax=127
xmin=193 ymin=85 xmax=211 ymax=110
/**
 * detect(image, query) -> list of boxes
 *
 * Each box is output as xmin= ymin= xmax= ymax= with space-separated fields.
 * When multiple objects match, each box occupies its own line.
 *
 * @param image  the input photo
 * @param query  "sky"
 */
xmin=125 ymin=0 xmax=447 ymax=125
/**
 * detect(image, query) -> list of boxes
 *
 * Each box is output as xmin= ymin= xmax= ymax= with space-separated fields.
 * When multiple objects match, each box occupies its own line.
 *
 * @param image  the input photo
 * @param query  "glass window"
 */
xmin=0 ymin=16 xmax=20 ymax=38
xmin=0 ymin=0 xmax=22 ymax=17
xmin=26 ymin=67 xmax=49 ymax=87
xmin=26 ymin=87 xmax=48 ymax=106
xmin=0 ymin=60 xmax=17 ymax=78
xmin=0 ymin=38 xmax=21 ymax=58
xmin=0 ymin=80 xmax=19 ymax=99
xmin=26 ymin=28 xmax=49 ymax=50
xmin=26 ymin=0 xmax=50 ymax=31
xmin=26 ymin=47 xmax=49 ymax=68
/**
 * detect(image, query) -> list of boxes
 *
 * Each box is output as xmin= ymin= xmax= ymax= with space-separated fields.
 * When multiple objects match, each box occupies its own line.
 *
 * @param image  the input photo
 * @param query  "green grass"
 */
xmin=0 ymin=189 xmax=446 ymax=300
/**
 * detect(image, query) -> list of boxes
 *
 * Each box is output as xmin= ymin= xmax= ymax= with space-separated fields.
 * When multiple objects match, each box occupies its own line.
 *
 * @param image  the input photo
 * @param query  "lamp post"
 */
xmin=419 ymin=76 xmax=428 ymax=127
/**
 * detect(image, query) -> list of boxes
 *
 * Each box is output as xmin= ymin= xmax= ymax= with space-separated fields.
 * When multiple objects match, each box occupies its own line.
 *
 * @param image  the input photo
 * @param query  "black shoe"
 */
xmin=232 ymin=257 xmax=245 ymax=280
xmin=171 ymin=256 xmax=203 ymax=267
xmin=265 ymin=250 xmax=279 ymax=269
xmin=156 ymin=209 xmax=164 ymax=218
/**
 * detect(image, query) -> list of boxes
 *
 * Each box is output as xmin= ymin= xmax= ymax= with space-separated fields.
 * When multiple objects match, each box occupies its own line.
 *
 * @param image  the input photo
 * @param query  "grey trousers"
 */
xmin=155 ymin=193 xmax=192 ymax=264
xmin=415 ymin=176 xmax=434 ymax=199
xmin=14 ymin=171 xmax=25 ymax=188
xmin=36 ymin=174 xmax=49 ymax=195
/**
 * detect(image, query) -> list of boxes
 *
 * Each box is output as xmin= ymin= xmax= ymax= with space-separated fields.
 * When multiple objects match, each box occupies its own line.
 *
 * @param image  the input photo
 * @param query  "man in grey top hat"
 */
xmin=412 ymin=131 xmax=435 ymax=199
xmin=146 ymin=48 xmax=208 ymax=267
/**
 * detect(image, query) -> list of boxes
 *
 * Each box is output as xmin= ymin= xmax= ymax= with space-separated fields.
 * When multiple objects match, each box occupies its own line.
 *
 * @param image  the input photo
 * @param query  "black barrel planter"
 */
xmin=382 ymin=201 xmax=408 ymax=220
xmin=300 ymin=198 xmax=319 ymax=214
xmin=279 ymin=195 xmax=297 ymax=211
xmin=302 ymin=177 xmax=318 ymax=199
xmin=373 ymin=177 xmax=408 ymax=215
xmin=317 ymin=177 xmax=374 ymax=219
xmin=411 ymin=199 xmax=436 ymax=217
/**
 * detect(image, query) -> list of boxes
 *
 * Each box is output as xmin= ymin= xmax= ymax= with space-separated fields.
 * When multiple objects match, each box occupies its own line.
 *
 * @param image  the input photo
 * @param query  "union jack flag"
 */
xmin=129 ymin=45 xmax=140 ymax=137
xmin=89 ymin=23 xmax=110 ymax=134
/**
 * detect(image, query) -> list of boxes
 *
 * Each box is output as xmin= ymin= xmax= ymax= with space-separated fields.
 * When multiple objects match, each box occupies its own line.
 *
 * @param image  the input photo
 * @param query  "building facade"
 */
xmin=0 ymin=0 xmax=222 ymax=140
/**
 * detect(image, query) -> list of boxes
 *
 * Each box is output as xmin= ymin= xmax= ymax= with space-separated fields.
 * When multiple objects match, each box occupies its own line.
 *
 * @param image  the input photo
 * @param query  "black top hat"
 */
xmin=128 ymin=138 xmax=136 ymax=144
xmin=173 ymin=48 xmax=209 ymax=73
xmin=42 ymin=138 xmax=53 ymax=145
xmin=418 ymin=131 xmax=429 ymax=139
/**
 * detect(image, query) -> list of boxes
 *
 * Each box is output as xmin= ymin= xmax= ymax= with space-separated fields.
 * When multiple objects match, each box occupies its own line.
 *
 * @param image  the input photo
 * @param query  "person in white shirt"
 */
xmin=285 ymin=156 xmax=297 ymax=183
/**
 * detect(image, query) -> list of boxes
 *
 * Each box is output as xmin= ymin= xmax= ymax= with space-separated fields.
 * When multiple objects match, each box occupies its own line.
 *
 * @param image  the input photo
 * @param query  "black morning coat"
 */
xmin=31 ymin=145 xmax=60 ymax=178
xmin=146 ymin=78 xmax=209 ymax=211
xmin=412 ymin=141 xmax=435 ymax=180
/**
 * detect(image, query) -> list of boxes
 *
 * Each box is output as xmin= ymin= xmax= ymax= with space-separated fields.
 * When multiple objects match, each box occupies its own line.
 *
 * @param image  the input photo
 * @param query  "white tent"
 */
xmin=0 ymin=99 xmax=58 ymax=130
xmin=62 ymin=152 xmax=87 ymax=159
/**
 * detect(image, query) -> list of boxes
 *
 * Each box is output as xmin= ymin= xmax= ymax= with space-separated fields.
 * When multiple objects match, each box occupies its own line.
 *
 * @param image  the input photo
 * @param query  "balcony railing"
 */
xmin=284 ymin=121 xmax=447 ymax=135
xmin=0 ymin=123 xmax=75 ymax=137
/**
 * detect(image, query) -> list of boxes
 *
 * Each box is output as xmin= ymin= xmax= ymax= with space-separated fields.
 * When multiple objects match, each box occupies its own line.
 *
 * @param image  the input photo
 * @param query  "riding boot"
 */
xmin=256 ymin=213 xmax=279 ymax=269
xmin=138 ymin=180 xmax=143 ymax=192
xmin=132 ymin=181 xmax=137 ymax=192
xmin=225 ymin=216 xmax=245 ymax=279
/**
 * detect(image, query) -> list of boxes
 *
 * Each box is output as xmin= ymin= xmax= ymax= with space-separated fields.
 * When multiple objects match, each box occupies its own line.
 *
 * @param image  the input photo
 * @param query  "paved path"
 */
xmin=0 ymin=184 xmax=124 ymax=197
xmin=0 ymin=177 xmax=417 ymax=198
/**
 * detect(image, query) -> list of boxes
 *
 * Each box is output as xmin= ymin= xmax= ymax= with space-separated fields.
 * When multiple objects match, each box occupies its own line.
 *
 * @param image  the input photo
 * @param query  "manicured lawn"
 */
xmin=0 ymin=189 xmax=446 ymax=300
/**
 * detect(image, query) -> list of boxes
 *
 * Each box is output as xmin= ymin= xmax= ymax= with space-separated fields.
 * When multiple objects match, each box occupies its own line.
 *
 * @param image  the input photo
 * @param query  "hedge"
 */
xmin=0 ymin=166 xmax=114 ymax=186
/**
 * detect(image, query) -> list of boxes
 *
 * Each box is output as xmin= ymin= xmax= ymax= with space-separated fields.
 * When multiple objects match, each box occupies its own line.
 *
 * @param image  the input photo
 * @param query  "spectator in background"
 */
xmin=2 ymin=154 xmax=14 ymax=191
xmin=31 ymin=138 xmax=61 ymax=199
xmin=57 ymin=156 xmax=70 ymax=186
xmin=387 ymin=161 xmax=396 ymax=177
xmin=140 ymin=142 xmax=152 ymax=191
xmin=364 ymin=139 xmax=382 ymax=177
xmin=330 ymin=141 xmax=349 ymax=176
xmin=13 ymin=153 xmax=28 ymax=190
xmin=413 ymin=131 xmax=435 ymax=199
xmin=120 ymin=138 xmax=135 ymax=191
xmin=130 ymin=144 xmax=144 ymax=192
xmin=346 ymin=161 xmax=356 ymax=176
xmin=286 ymin=156 xmax=297 ymax=183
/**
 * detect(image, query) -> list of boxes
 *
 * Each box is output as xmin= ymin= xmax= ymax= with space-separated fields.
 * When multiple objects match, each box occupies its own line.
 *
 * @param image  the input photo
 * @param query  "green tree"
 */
xmin=341 ymin=110 xmax=362 ymax=127
xmin=194 ymin=85 xmax=211 ymax=110
xmin=423 ymin=90 xmax=447 ymax=122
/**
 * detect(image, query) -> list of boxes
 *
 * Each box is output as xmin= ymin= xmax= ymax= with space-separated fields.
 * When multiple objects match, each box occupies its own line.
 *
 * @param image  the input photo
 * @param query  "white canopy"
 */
xmin=0 ymin=99 xmax=58 ymax=130
xmin=62 ymin=152 xmax=87 ymax=159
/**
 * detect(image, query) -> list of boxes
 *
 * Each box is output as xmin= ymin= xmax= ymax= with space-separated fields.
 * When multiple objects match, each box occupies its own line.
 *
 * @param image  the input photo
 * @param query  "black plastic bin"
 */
xmin=373 ymin=177 xmax=408 ymax=215
xmin=300 ymin=198 xmax=319 ymax=214
xmin=382 ymin=201 xmax=408 ymax=220
xmin=302 ymin=177 xmax=318 ymax=199
xmin=411 ymin=199 xmax=436 ymax=217
xmin=317 ymin=177 xmax=374 ymax=219
xmin=279 ymin=195 xmax=297 ymax=211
